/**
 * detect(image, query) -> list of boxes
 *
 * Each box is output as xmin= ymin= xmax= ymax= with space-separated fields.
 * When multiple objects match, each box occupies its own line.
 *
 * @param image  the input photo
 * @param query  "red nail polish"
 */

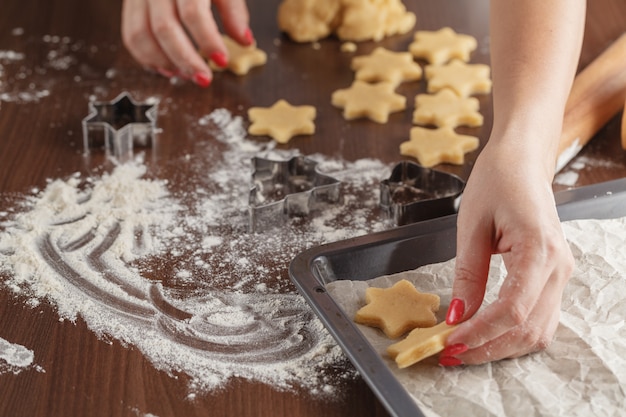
xmin=441 ymin=343 xmax=468 ymax=357
xmin=192 ymin=72 xmax=212 ymax=88
xmin=209 ymin=52 xmax=228 ymax=68
xmin=243 ymin=28 xmax=254 ymax=45
xmin=439 ymin=356 xmax=463 ymax=367
xmin=446 ymin=298 xmax=465 ymax=325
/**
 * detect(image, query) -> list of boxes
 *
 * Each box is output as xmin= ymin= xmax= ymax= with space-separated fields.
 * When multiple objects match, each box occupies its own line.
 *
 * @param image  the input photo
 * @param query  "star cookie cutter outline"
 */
xmin=249 ymin=155 xmax=342 ymax=232
xmin=82 ymin=92 xmax=159 ymax=160
xmin=380 ymin=161 xmax=465 ymax=226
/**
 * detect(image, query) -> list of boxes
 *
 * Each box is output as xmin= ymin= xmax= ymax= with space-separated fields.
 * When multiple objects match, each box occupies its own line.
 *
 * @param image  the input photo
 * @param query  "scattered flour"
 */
xmin=0 ymin=108 xmax=395 ymax=397
xmin=0 ymin=336 xmax=35 ymax=375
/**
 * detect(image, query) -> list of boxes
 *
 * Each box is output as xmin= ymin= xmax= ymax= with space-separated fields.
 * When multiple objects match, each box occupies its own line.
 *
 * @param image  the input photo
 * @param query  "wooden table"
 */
xmin=1 ymin=1 xmax=625 ymax=416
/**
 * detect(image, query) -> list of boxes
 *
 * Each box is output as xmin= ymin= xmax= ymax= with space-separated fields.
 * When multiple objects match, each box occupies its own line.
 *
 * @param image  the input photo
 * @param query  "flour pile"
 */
xmin=0 ymin=109 xmax=394 ymax=396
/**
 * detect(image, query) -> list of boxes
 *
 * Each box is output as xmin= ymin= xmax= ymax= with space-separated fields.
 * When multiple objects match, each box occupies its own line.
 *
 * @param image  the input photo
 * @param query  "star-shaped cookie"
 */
xmin=413 ymin=88 xmax=483 ymax=128
xmin=409 ymin=27 xmax=477 ymax=66
xmin=210 ymin=36 xmax=267 ymax=75
xmin=400 ymin=126 xmax=480 ymax=167
xmin=247 ymin=100 xmax=316 ymax=144
xmin=425 ymin=59 xmax=492 ymax=97
xmin=387 ymin=321 xmax=457 ymax=368
xmin=354 ymin=279 xmax=440 ymax=339
xmin=351 ymin=47 xmax=422 ymax=87
xmin=331 ymin=80 xmax=406 ymax=123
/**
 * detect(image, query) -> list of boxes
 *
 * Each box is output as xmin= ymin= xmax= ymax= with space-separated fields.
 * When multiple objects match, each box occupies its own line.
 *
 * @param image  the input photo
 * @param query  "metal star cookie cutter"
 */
xmin=249 ymin=155 xmax=341 ymax=232
xmin=380 ymin=161 xmax=465 ymax=226
xmin=82 ymin=92 xmax=159 ymax=159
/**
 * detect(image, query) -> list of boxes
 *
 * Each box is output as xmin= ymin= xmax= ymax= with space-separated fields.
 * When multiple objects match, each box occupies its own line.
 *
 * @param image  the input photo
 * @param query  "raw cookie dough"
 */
xmin=413 ymin=88 xmax=483 ymax=128
xmin=425 ymin=59 xmax=492 ymax=97
xmin=341 ymin=42 xmax=358 ymax=53
xmin=277 ymin=0 xmax=416 ymax=43
xmin=354 ymin=279 xmax=440 ymax=339
xmin=387 ymin=321 xmax=457 ymax=368
xmin=400 ymin=126 xmax=480 ymax=167
xmin=331 ymin=80 xmax=406 ymax=123
xmin=209 ymin=36 xmax=267 ymax=75
xmin=409 ymin=27 xmax=477 ymax=66
xmin=247 ymin=99 xmax=316 ymax=144
xmin=351 ymin=47 xmax=422 ymax=87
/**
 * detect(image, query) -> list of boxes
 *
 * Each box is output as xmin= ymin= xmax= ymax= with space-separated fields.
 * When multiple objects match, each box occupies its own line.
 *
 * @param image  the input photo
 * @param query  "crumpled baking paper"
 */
xmin=326 ymin=216 xmax=626 ymax=417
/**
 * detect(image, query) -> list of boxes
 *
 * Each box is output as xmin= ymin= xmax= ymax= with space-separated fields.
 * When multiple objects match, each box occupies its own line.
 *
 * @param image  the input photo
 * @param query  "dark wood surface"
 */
xmin=1 ymin=1 xmax=625 ymax=417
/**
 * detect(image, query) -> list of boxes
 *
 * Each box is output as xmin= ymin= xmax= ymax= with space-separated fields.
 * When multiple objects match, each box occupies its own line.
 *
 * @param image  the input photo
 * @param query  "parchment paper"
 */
xmin=326 ymin=216 xmax=626 ymax=417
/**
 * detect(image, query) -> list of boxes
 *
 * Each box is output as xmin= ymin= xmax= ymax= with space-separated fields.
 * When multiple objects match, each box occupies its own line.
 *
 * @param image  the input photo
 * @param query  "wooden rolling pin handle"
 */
xmin=556 ymin=32 xmax=626 ymax=171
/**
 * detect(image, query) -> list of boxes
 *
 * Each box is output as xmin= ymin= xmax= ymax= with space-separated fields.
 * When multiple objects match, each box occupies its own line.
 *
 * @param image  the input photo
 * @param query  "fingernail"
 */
xmin=209 ymin=52 xmax=228 ymax=68
xmin=157 ymin=68 xmax=175 ymax=78
xmin=243 ymin=27 xmax=254 ymax=45
xmin=439 ymin=356 xmax=464 ymax=367
xmin=441 ymin=343 xmax=468 ymax=357
xmin=446 ymin=298 xmax=465 ymax=325
xmin=192 ymin=72 xmax=212 ymax=88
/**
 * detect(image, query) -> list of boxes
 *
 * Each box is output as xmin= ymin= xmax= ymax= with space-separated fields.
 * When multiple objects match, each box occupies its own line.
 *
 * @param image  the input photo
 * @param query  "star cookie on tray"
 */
xmin=351 ymin=47 xmax=422 ymax=87
xmin=425 ymin=59 xmax=492 ymax=97
xmin=209 ymin=35 xmax=267 ymax=75
xmin=409 ymin=27 xmax=477 ymax=66
xmin=413 ymin=88 xmax=483 ymax=128
xmin=387 ymin=321 xmax=457 ymax=368
xmin=331 ymin=80 xmax=406 ymax=123
xmin=247 ymin=99 xmax=316 ymax=144
xmin=400 ymin=126 xmax=480 ymax=167
xmin=354 ymin=279 xmax=440 ymax=339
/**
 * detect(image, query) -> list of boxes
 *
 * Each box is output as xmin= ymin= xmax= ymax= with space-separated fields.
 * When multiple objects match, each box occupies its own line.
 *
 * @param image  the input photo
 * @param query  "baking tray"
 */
xmin=289 ymin=177 xmax=626 ymax=417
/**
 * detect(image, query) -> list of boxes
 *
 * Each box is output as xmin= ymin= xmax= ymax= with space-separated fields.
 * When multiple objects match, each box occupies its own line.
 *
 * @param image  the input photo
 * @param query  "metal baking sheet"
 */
xmin=289 ymin=177 xmax=626 ymax=417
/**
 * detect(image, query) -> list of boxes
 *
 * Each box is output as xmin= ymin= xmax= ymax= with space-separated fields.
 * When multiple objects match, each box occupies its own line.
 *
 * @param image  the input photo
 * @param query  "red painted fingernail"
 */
xmin=439 ymin=356 xmax=463 ymax=367
xmin=209 ymin=52 xmax=228 ymax=68
xmin=441 ymin=343 xmax=468 ymax=357
xmin=243 ymin=27 xmax=254 ymax=45
xmin=446 ymin=298 xmax=465 ymax=325
xmin=192 ymin=72 xmax=212 ymax=88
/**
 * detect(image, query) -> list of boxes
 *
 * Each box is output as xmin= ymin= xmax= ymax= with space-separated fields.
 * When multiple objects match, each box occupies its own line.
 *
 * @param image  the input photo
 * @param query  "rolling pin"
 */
xmin=556 ymin=32 xmax=626 ymax=172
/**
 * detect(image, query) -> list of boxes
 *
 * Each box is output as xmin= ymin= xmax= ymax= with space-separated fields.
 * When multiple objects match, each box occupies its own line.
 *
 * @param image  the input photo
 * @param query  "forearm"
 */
xmin=489 ymin=0 xmax=586 ymax=174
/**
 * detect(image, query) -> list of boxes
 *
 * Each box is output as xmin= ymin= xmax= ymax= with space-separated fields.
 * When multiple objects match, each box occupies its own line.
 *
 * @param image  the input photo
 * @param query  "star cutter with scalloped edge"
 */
xmin=248 ymin=155 xmax=342 ymax=232
xmin=82 ymin=92 xmax=159 ymax=160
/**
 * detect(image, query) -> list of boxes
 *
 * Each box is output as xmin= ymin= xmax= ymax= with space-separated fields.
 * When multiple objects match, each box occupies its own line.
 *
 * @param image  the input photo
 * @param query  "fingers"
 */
xmin=149 ymin=0 xmax=213 ymax=86
xmin=446 ymin=268 xmax=565 ymax=365
xmin=121 ymin=0 xmax=253 ymax=87
xmin=214 ymin=0 xmax=253 ymax=45
xmin=447 ymin=204 xmax=494 ymax=325
xmin=175 ymin=0 xmax=228 ymax=67
xmin=122 ymin=0 xmax=174 ymax=73
xmin=442 ymin=224 xmax=574 ymax=366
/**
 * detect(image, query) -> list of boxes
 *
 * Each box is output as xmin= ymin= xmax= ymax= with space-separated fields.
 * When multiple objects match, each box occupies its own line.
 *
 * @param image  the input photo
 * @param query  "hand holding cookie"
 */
xmin=121 ymin=0 xmax=253 ymax=87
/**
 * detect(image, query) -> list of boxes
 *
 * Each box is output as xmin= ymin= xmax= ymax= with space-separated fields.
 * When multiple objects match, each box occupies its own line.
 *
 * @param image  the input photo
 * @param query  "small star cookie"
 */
xmin=409 ymin=27 xmax=477 ymax=66
xmin=400 ymin=126 xmax=480 ymax=167
xmin=331 ymin=80 xmax=406 ymax=123
xmin=354 ymin=279 xmax=440 ymax=339
xmin=425 ymin=59 xmax=492 ymax=97
xmin=413 ymin=88 xmax=483 ymax=128
xmin=387 ymin=321 xmax=457 ymax=368
xmin=210 ymin=36 xmax=267 ymax=75
xmin=247 ymin=100 xmax=316 ymax=144
xmin=351 ymin=47 xmax=422 ymax=87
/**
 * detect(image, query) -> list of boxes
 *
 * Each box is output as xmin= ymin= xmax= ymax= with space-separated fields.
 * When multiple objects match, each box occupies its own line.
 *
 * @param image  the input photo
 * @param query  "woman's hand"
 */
xmin=121 ymin=0 xmax=252 ymax=87
xmin=438 ymin=0 xmax=585 ymax=366
xmin=439 ymin=142 xmax=575 ymax=366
